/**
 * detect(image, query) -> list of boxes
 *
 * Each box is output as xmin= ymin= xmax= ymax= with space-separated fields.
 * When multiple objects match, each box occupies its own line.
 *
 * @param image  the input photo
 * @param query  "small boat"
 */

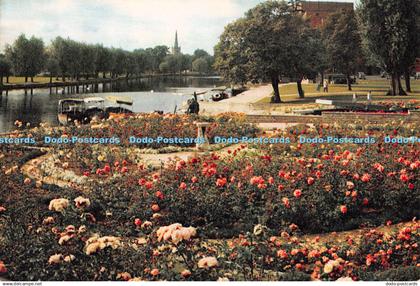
xmin=58 ymin=96 xmax=134 ymax=126
xmin=57 ymin=97 xmax=106 ymax=125
xmin=105 ymin=96 xmax=134 ymax=114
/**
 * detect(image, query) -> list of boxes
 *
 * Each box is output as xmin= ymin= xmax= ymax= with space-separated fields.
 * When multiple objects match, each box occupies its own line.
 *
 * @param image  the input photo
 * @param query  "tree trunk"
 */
xmin=76 ymin=75 xmax=80 ymax=93
xmin=62 ymin=74 xmax=65 ymax=82
xmin=6 ymin=76 xmax=9 ymax=83
xmin=271 ymin=75 xmax=281 ymax=103
xmin=25 ymin=76 xmax=28 ymax=82
xmin=320 ymin=71 xmax=324 ymax=86
xmin=0 ymin=75 xmax=3 ymax=86
xmin=49 ymin=76 xmax=52 ymax=84
xmin=346 ymin=73 xmax=352 ymax=91
xmin=31 ymin=77 xmax=34 ymax=83
xmin=404 ymin=69 xmax=411 ymax=92
xmin=397 ymin=75 xmax=407 ymax=95
xmin=297 ymin=79 xmax=304 ymax=98
xmin=388 ymin=73 xmax=397 ymax=96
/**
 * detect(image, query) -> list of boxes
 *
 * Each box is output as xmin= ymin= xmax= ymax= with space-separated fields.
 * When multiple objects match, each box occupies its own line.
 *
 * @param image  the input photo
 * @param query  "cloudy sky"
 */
xmin=0 ymin=0 xmax=356 ymax=54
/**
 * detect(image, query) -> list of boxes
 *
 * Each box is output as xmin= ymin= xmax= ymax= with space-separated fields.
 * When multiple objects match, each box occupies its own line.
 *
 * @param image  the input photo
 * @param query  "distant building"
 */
xmin=172 ymin=31 xmax=181 ymax=55
xmin=298 ymin=1 xmax=354 ymax=28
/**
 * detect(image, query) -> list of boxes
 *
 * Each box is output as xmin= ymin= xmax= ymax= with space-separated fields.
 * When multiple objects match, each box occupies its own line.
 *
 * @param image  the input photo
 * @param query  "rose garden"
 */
xmin=0 ymin=110 xmax=419 ymax=281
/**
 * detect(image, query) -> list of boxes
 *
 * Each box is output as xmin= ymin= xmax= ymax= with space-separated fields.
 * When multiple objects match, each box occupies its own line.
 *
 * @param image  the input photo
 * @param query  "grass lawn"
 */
xmin=256 ymin=79 xmax=420 ymax=105
xmin=2 ymin=76 xmax=66 ymax=84
xmin=1 ymin=73 xmax=112 ymax=84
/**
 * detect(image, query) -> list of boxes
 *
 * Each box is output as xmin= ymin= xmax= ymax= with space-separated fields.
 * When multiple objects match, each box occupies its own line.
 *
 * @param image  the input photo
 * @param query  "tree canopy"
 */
xmin=358 ymin=0 xmax=418 ymax=95
xmin=323 ymin=10 xmax=363 ymax=91
xmin=215 ymin=0 xmax=321 ymax=102
xmin=5 ymin=34 xmax=46 ymax=82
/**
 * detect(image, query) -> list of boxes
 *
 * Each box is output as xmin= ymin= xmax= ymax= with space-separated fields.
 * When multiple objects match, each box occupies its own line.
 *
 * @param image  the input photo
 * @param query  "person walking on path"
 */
xmin=323 ymin=79 xmax=329 ymax=93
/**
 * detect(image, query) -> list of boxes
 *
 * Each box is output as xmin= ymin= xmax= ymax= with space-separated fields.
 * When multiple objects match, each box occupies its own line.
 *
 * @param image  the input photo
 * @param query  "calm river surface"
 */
xmin=0 ymin=76 xmax=222 ymax=133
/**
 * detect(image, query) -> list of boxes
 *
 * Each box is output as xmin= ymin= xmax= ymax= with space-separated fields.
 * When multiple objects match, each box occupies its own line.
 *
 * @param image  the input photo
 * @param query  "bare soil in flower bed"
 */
xmin=0 ymin=115 xmax=419 ymax=281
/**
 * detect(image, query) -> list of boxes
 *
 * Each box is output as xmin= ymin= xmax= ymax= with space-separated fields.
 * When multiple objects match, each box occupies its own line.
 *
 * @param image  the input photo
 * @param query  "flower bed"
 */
xmin=0 ymin=119 xmax=419 ymax=281
xmin=12 ymin=112 xmax=259 ymax=149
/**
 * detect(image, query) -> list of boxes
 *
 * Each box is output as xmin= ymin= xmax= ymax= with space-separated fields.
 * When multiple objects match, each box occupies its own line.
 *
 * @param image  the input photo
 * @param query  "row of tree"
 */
xmin=214 ymin=0 xmax=419 ymax=101
xmin=0 ymin=35 xmax=215 ymax=84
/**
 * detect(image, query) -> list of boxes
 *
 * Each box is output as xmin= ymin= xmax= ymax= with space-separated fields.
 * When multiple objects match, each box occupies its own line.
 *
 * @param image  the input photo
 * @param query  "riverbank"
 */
xmin=201 ymin=80 xmax=420 ymax=115
xmin=0 ymin=73 xmax=220 ymax=92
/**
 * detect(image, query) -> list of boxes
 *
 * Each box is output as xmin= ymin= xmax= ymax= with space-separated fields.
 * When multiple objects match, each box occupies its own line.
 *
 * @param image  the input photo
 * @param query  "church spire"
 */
xmin=172 ymin=30 xmax=181 ymax=55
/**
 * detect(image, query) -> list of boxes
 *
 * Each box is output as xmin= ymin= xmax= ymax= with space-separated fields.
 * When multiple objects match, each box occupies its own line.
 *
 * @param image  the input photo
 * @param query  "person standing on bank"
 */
xmin=187 ymin=92 xmax=200 ymax=114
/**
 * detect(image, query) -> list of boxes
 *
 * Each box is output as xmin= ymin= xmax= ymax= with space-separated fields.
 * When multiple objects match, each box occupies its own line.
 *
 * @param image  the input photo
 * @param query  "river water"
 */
xmin=0 ymin=76 xmax=222 ymax=133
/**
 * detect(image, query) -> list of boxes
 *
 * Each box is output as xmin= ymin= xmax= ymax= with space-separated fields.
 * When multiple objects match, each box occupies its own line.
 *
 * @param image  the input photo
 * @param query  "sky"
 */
xmin=0 ymin=0 xmax=356 ymax=55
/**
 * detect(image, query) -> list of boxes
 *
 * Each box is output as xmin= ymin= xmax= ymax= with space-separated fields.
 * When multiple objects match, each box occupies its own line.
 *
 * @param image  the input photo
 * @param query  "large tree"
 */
xmin=79 ymin=43 xmax=97 ymax=79
xmin=95 ymin=44 xmax=113 ymax=78
xmin=358 ymin=0 xmax=418 ymax=95
xmin=0 ymin=54 xmax=11 ymax=84
xmin=5 ymin=34 xmax=45 ymax=82
xmin=50 ymin=37 xmax=82 ymax=81
xmin=284 ymin=15 xmax=320 ymax=98
xmin=192 ymin=57 xmax=209 ymax=74
xmin=111 ymin=48 xmax=127 ymax=78
xmin=323 ymin=10 xmax=363 ymax=91
xmin=214 ymin=1 xmax=309 ymax=103
xmin=44 ymin=48 xmax=60 ymax=83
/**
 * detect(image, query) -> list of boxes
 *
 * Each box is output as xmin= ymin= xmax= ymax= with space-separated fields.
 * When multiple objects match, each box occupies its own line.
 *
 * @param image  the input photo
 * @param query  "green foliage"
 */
xmin=358 ymin=0 xmax=418 ymax=94
xmin=192 ymin=57 xmax=209 ymax=74
xmin=159 ymin=54 xmax=191 ymax=74
xmin=5 ymin=34 xmax=46 ymax=80
xmin=0 ymin=53 xmax=12 ymax=78
xmin=214 ymin=0 xmax=323 ymax=102
xmin=358 ymin=266 xmax=420 ymax=281
xmin=323 ymin=10 xmax=363 ymax=90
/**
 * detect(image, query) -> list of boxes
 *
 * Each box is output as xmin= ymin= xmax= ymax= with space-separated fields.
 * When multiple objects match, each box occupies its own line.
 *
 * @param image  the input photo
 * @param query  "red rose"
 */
xmin=216 ymin=177 xmax=227 ymax=187
xmin=408 ymin=183 xmax=414 ymax=190
xmin=145 ymin=181 xmax=154 ymax=190
xmin=103 ymin=165 xmax=111 ymax=173
xmin=293 ymin=189 xmax=302 ymax=199
xmin=257 ymin=183 xmax=267 ymax=189
xmin=362 ymin=198 xmax=369 ymax=206
xmin=151 ymin=204 xmax=160 ymax=212
xmin=282 ymin=197 xmax=290 ymax=208
xmin=0 ymin=260 xmax=7 ymax=274
xmin=191 ymin=176 xmax=198 ymax=183
xmin=340 ymin=205 xmax=348 ymax=214
xmin=307 ymin=177 xmax=315 ymax=185
xmin=361 ymin=173 xmax=371 ymax=183
xmin=121 ymin=167 xmax=128 ymax=173
xmin=277 ymin=249 xmax=288 ymax=259
xmin=179 ymin=182 xmax=187 ymax=190
xmin=138 ymin=178 xmax=146 ymax=186
xmin=155 ymin=191 xmax=164 ymax=200
xmin=373 ymin=163 xmax=384 ymax=172
xmin=134 ymin=218 xmax=142 ymax=226
xmin=400 ymin=173 xmax=409 ymax=183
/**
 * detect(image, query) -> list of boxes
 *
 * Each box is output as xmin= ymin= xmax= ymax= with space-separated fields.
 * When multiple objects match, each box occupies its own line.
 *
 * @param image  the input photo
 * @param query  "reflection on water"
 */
xmin=0 ymin=76 xmax=222 ymax=133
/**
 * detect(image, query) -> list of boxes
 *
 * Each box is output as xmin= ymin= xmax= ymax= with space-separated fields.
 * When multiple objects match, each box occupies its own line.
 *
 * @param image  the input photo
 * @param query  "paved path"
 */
xmin=200 ymin=84 xmax=276 ymax=114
